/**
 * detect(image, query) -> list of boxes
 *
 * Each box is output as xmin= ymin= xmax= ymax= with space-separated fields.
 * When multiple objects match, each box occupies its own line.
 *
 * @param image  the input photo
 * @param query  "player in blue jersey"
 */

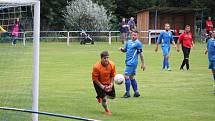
xmin=119 ymin=30 xmax=145 ymax=98
xmin=205 ymin=30 xmax=215 ymax=94
xmin=155 ymin=23 xmax=176 ymax=71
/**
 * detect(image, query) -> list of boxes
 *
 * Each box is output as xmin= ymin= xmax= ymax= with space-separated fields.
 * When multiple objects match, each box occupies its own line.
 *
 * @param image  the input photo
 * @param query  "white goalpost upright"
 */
xmin=32 ymin=1 xmax=40 ymax=121
xmin=0 ymin=0 xmax=40 ymax=121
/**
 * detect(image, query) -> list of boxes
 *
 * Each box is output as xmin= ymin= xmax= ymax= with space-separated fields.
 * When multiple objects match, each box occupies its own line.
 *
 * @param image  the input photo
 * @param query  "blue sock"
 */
xmin=167 ymin=58 xmax=169 ymax=69
xmin=213 ymin=74 xmax=215 ymax=81
xmin=163 ymin=57 xmax=166 ymax=69
xmin=125 ymin=78 xmax=131 ymax=95
xmin=131 ymin=79 xmax=138 ymax=93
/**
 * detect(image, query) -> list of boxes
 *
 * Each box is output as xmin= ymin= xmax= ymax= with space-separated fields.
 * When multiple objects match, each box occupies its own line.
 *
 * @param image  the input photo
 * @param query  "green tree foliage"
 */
xmin=63 ymin=0 xmax=111 ymax=31
xmin=41 ymin=0 xmax=68 ymax=30
xmin=40 ymin=0 xmax=215 ymax=30
xmin=115 ymin=0 xmax=156 ymax=18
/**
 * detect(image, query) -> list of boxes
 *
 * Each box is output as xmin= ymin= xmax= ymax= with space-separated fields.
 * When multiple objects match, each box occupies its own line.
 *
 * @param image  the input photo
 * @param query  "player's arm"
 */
xmin=209 ymin=22 xmax=213 ymax=27
xmin=110 ymin=64 xmax=116 ymax=88
xmin=205 ymin=43 xmax=208 ymax=55
xmin=177 ymin=34 xmax=183 ymax=52
xmin=191 ymin=39 xmax=195 ymax=48
xmin=205 ymin=48 xmax=208 ymax=54
xmin=176 ymin=39 xmax=180 ymax=52
xmin=155 ymin=32 xmax=162 ymax=52
xmin=155 ymin=43 xmax=159 ymax=52
xmin=119 ymin=47 xmax=126 ymax=52
xmin=119 ymin=42 xmax=127 ymax=53
xmin=93 ymin=80 xmax=105 ymax=90
xmin=171 ymin=33 xmax=176 ymax=48
xmin=205 ymin=42 xmax=209 ymax=55
xmin=137 ymin=43 xmax=145 ymax=71
xmin=92 ymin=66 xmax=105 ymax=90
xmin=139 ymin=51 xmax=145 ymax=71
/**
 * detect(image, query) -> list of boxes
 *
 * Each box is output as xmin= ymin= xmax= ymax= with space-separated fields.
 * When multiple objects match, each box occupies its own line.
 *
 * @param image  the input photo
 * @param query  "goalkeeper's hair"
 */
xmin=100 ymin=51 xmax=109 ymax=58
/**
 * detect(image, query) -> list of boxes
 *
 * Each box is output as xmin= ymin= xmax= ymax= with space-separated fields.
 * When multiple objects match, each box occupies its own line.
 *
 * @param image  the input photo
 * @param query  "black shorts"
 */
xmin=182 ymin=46 xmax=191 ymax=59
xmin=93 ymin=81 xmax=115 ymax=99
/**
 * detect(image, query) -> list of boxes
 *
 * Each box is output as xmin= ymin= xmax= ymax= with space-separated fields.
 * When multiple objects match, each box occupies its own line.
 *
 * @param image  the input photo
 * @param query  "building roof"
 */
xmin=138 ymin=7 xmax=202 ymax=14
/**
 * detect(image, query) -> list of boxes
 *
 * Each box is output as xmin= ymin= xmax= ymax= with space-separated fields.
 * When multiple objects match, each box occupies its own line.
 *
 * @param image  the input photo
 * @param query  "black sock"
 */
xmin=180 ymin=59 xmax=186 ymax=69
xmin=185 ymin=59 xmax=189 ymax=70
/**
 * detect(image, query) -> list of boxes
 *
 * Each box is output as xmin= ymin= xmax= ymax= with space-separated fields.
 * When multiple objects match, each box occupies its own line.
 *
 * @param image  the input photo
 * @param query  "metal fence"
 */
xmin=0 ymin=30 xmax=205 ymax=46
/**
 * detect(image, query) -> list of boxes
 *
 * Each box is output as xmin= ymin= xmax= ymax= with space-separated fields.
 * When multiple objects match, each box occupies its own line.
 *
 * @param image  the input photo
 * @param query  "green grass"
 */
xmin=0 ymin=42 xmax=215 ymax=121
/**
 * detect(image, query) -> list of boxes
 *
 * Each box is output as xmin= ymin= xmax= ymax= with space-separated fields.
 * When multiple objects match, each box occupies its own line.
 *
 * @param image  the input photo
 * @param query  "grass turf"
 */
xmin=0 ymin=42 xmax=215 ymax=121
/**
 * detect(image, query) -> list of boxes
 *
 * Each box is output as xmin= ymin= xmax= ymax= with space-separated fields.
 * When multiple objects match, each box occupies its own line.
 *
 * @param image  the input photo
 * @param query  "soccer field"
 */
xmin=0 ymin=42 xmax=215 ymax=121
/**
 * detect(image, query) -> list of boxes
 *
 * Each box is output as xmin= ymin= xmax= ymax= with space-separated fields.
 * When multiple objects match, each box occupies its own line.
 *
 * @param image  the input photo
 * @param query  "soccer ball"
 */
xmin=114 ymin=74 xmax=125 ymax=85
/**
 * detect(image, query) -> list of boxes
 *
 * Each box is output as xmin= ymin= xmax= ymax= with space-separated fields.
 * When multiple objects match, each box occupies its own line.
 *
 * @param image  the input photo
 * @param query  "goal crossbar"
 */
xmin=0 ymin=0 xmax=38 ymax=9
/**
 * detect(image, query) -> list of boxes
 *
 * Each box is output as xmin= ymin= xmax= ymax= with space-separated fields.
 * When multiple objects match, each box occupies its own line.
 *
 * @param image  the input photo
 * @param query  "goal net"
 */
xmin=0 ymin=0 xmax=40 ymax=121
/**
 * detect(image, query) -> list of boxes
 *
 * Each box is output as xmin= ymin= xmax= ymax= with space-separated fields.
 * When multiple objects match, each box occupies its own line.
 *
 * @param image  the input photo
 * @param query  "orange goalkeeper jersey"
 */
xmin=92 ymin=60 xmax=116 ymax=85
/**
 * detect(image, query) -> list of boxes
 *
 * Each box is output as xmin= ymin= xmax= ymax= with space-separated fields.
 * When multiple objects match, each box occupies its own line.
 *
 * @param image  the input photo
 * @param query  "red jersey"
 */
xmin=178 ymin=32 xmax=193 ymax=48
xmin=205 ymin=20 xmax=213 ymax=31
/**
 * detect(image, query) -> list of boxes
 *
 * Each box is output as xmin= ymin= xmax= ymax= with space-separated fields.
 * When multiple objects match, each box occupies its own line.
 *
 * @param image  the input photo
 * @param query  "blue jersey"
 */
xmin=207 ymin=38 xmax=215 ymax=62
xmin=157 ymin=31 xmax=174 ymax=47
xmin=124 ymin=39 xmax=143 ymax=66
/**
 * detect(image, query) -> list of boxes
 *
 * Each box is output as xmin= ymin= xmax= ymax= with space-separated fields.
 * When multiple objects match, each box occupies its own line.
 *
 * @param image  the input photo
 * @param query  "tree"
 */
xmin=41 ymin=0 xmax=68 ymax=30
xmin=115 ymin=0 xmax=156 ymax=19
xmin=63 ymin=0 xmax=111 ymax=31
xmin=92 ymin=0 xmax=118 ymax=29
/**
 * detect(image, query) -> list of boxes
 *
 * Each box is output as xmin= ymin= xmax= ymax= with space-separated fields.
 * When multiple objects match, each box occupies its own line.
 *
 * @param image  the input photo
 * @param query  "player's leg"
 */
xmin=130 ymin=75 xmax=140 ymax=97
xmin=212 ymin=69 xmax=215 ymax=94
xmin=93 ymin=81 xmax=105 ymax=103
xmin=180 ymin=46 xmax=186 ymax=70
xmin=104 ymin=85 xmax=116 ymax=114
xmin=129 ymin=66 xmax=140 ymax=97
xmin=123 ymin=75 xmax=131 ymax=98
xmin=123 ymin=65 xmax=132 ymax=98
xmin=165 ymin=55 xmax=169 ymax=71
xmin=102 ymin=96 xmax=112 ymax=115
xmin=166 ymin=47 xmax=171 ymax=71
xmin=12 ymin=36 xmax=15 ymax=46
xmin=13 ymin=36 xmax=17 ymax=47
xmin=163 ymin=56 xmax=166 ymax=69
xmin=107 ymin=84 xmax=116 ymax=99
xmin=93 ymin=82 xmax=112 ymax=114
xmin=162 ymin=47 xmax=167 ymax=69
xmin=185 ymin=48 xmax=191 ymax=70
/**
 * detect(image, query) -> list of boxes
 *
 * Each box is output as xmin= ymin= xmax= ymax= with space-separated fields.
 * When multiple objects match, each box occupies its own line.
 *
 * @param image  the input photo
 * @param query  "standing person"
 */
xmin=177 ymin=25 xmax=195 ymax=70
xmin=119 ymin=31 xmax=145 ymax=98
xmin=205 ymin=30 xmax=215 ymax=94
xmin=205 ymin=16 xmax=213 ymax=35
xmin=11 ymin=18 xmax=20 ymax=47
xmin=155 ymin=23 xmax=176 ymax=71
xmin=119 ymin=18 xmax=129 ymax=44
xmin=92 ymin=51 xmax=116 ymax=115
xmin=128 ymin=17 xmax=136 ymax=32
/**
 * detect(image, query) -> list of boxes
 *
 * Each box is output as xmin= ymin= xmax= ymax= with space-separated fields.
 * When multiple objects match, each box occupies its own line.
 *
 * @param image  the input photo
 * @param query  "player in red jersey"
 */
xmin=177 ymin=25 xmax=195 ymax=70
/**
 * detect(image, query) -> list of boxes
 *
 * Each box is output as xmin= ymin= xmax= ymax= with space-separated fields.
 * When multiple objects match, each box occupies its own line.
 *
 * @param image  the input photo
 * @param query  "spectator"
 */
xmin=119 ymin=18 xmax=129 ymax=44
xmin=205 ymin=16 xmax=213 ymax=35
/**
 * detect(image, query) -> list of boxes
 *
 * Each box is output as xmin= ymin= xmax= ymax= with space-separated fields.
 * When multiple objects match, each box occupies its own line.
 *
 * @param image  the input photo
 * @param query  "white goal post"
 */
xmin=0 ymin=0 xmax=40 ymax=121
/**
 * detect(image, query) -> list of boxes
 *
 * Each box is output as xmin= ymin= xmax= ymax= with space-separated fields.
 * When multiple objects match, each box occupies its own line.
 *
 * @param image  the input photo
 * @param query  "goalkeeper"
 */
xmin=92 ymin=51 xmax=116 ymax=115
